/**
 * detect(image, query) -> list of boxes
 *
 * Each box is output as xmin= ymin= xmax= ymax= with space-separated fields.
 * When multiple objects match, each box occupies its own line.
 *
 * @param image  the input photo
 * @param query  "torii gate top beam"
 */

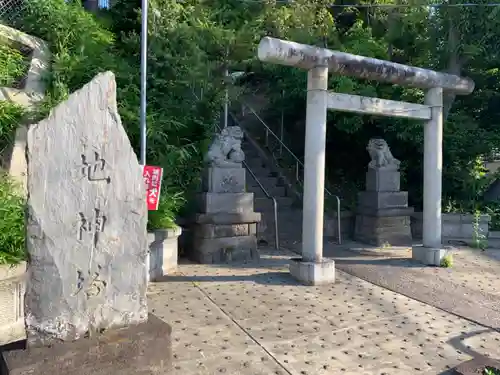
xmin=258 ymin=37 xmax=475 ymax=95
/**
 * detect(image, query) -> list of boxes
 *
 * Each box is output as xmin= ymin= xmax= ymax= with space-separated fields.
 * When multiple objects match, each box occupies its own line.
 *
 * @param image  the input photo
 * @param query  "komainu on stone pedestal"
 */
xmin=191 ymin=126 xmax=261 ymax=264
xmin=25 ymin=72 xmax=148 ymax=346
xmin=354 ymin=138 xmax=413 ymax=246
xmin=205 ymin=126 xmax=245 ymax=168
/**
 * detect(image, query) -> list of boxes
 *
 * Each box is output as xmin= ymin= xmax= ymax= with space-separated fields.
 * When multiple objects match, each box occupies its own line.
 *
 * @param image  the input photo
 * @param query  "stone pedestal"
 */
xmin=191 ymin=165 xmax=261 ymax=264
xmin=0 ymin=263 xmax=26 ymax=346
xmin=147 ymin=226 xmax=182 ymax=281
xmin=354 ymin=164 xmax=413 ymax=246
xmin=2 ymin=314 xmax=172 ymax=375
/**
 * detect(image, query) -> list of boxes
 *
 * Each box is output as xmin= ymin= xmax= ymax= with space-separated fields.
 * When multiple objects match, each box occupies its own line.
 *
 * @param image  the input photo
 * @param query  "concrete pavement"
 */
xmin=148 ymin=248 xmax=500 ymax=374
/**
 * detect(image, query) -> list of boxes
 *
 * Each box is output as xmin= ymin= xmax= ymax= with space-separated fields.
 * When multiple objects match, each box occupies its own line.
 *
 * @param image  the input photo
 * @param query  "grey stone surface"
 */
xmin=191 ymin=235 xmax=259 ymax=263
xmin=25 ymin=72 xmax=148 ymax=346
xmin=192 ymin=143 xmax=261 ymax=263
xmin=205 ymin=126 xmax=245 ymax=168
xmin=355 ymin=214 xmax=412 ymax=246
xmin=366 ymin=138 xmax=400 ymax=170
xmin=197 ymin=192 xmax=254 ymax=213
xmin=288 ymin=257 xmax=335 ymax=285
xmin=365 ymin=168 xmax=400 ymax=192
xmin=202 ymin=167 xmax=246 ymax=193
xmin=2 ymin=314 xmax=171 ymax=375
xmin=411 ymin=212 xmax=491 ymax=240
xmin=195 ymin=212 xmax=261 ymax=225
xmin=358 ymin=191 xmax=408 ymax=210
xmin=412 ymin=246 xmax=449 ymax=266
xmin=148 ymin=227 xmax=182 ymax=281
xmin=354 ymin=147 xmax=413 ymax=246
xmin=358 ymin=206 xmax=414 ymax=217
xmin=194 ymin=223 xmax=253 ymax=238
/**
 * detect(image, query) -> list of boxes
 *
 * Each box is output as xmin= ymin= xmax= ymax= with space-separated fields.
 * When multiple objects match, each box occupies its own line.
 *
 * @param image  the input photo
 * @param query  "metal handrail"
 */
xmin=241 ymin=102 xmax=342 ymax=244
xmin=243 ymin=160 xmax=279 ymax=249
xmin=191 ymin=87 xmax=280 ymax=249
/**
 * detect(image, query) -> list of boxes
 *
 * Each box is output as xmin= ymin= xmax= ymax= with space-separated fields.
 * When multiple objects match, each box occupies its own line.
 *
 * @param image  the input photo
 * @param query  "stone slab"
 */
xmin=450 ymin=355 xmax=500 ymax=374
xmin=202 ymin=167 xmax=246 ymax=193
xmin=1 ymin=314 xmax=172 ymax=375
xmin=190 ymin=235 xmax=259 ymax=264
xmin=288 ymin=258 xmax=335 ymax=285
xmin=354 ymin=214 xmax=412 ymax=246
xmin=358 ymin=190 xmax=408 ymax=210
xmin=194 ymin=223 xmax=256 ymax=238
xmin=365 ymin=168 xmax=400 ymax=192
xmin=194 ymin=212 xmax=261 ymax=225
xmin=25 ymin=72 xmax=148 ymax=345
xmin=357 ymin=206 xmax=414 ymax=217
xmin=197 ymin=192 xmax=254 ymax=213
xmin=412 ymin=212 xmax=490 ymax=240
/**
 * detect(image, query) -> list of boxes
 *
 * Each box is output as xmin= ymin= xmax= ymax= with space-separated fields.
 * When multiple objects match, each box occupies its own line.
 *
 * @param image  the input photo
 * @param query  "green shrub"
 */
xmin=0 ymin=174 xmax=25 ymax=265
xmin=0 ymin=101 xmax=24 ymax=154
xmin=147 ymin=191 xmax=185 ymax=231
xmin=12 ymin=0 xmax=117 ymax=119
xmin=0 ymin=43 xmax=28 ymax=87
xmin=13 ymin=0 xmax=219 ymax=227
xmin=440 ymin=254 xmax=453 ymax=268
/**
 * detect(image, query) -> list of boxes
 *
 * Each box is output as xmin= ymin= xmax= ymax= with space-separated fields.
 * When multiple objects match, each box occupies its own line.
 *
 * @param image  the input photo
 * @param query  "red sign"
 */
xmin=143 ymin=165 xmax=163 ymax=211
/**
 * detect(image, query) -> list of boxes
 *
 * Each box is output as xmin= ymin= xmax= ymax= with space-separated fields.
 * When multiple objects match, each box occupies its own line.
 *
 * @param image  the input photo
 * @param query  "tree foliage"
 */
xmin=8 ymin=0 xmax=500 ymax=224
xmin=233 ymin=0 xmax=500 ymax=211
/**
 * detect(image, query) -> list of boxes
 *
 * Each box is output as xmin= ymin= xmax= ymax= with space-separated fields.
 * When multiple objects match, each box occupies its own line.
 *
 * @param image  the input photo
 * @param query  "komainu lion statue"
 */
xmin=205 ymin=126 xmax=245 ymax=167
xmin=366 ymin=138 xmax=400 ymax=170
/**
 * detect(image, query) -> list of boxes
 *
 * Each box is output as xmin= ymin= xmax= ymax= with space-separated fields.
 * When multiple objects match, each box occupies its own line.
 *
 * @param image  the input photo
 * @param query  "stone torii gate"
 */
xmin=257 ymin=37 xmax=475 ymax=285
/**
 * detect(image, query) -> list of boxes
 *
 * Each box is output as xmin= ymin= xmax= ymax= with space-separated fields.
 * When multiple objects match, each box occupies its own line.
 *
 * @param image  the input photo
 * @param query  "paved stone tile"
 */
xmin=329 ymin=243 xmax=500 ymax=329
xmin=148 ymin=249 xmax=500 ymax=374
xmin=170 ymin=351 xmax=288 ymax=375
xmin=169 ymin=324 xmax=257 ymax=362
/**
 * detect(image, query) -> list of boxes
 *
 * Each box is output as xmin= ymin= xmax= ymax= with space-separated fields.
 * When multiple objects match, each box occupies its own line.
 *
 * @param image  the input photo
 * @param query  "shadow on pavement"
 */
xmin=326 ymin=247 xmax=424 ymax=268
xmin=154 ymin=271 xmax=300 ymax=286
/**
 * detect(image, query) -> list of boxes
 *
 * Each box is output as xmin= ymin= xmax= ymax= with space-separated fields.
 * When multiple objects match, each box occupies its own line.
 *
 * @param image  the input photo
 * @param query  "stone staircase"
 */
xmin=229 ymin=90 xmax=344 ymax=250
xmin=242 ymin=138 xmax=303 ymax=249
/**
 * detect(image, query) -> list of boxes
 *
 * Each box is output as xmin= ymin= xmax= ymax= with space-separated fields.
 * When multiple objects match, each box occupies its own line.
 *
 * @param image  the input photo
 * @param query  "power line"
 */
xmin=328 ymin=2 xmax=500 ymax=7
xmin=235 ymin=0 xmax=500 ymax=7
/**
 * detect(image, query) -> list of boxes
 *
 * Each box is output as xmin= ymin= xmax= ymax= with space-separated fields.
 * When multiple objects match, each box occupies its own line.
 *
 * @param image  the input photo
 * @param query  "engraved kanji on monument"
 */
xmin=25 ymin=71 xmax=148 ymax=346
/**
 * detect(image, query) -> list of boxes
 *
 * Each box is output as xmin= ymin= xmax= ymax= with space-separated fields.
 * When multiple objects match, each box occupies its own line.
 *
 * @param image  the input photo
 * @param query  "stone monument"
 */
xmin=191 ymin=126 xmax=261 ymax=263
xmin=24 ymin=72 xmax=149 ymax=345
xmin=354 ymin=138 xmax=413 ymax=246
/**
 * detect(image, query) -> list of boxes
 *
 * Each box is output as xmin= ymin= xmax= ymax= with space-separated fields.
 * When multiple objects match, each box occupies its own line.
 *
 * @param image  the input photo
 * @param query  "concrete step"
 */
xmin=245 ymin=162 xmax=273 ymax=173
xmin=247 ymin=176 xmax=283 ymax=188
xmin=254 ymin=197 xmax=295 ymax=211
xmin=243 ymin=153 xmax=265 ymax=163
xmin=245 ymin=167 xmax=277 ymax=179
xmin=247 ymin=184 xmax=286 ymax=197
